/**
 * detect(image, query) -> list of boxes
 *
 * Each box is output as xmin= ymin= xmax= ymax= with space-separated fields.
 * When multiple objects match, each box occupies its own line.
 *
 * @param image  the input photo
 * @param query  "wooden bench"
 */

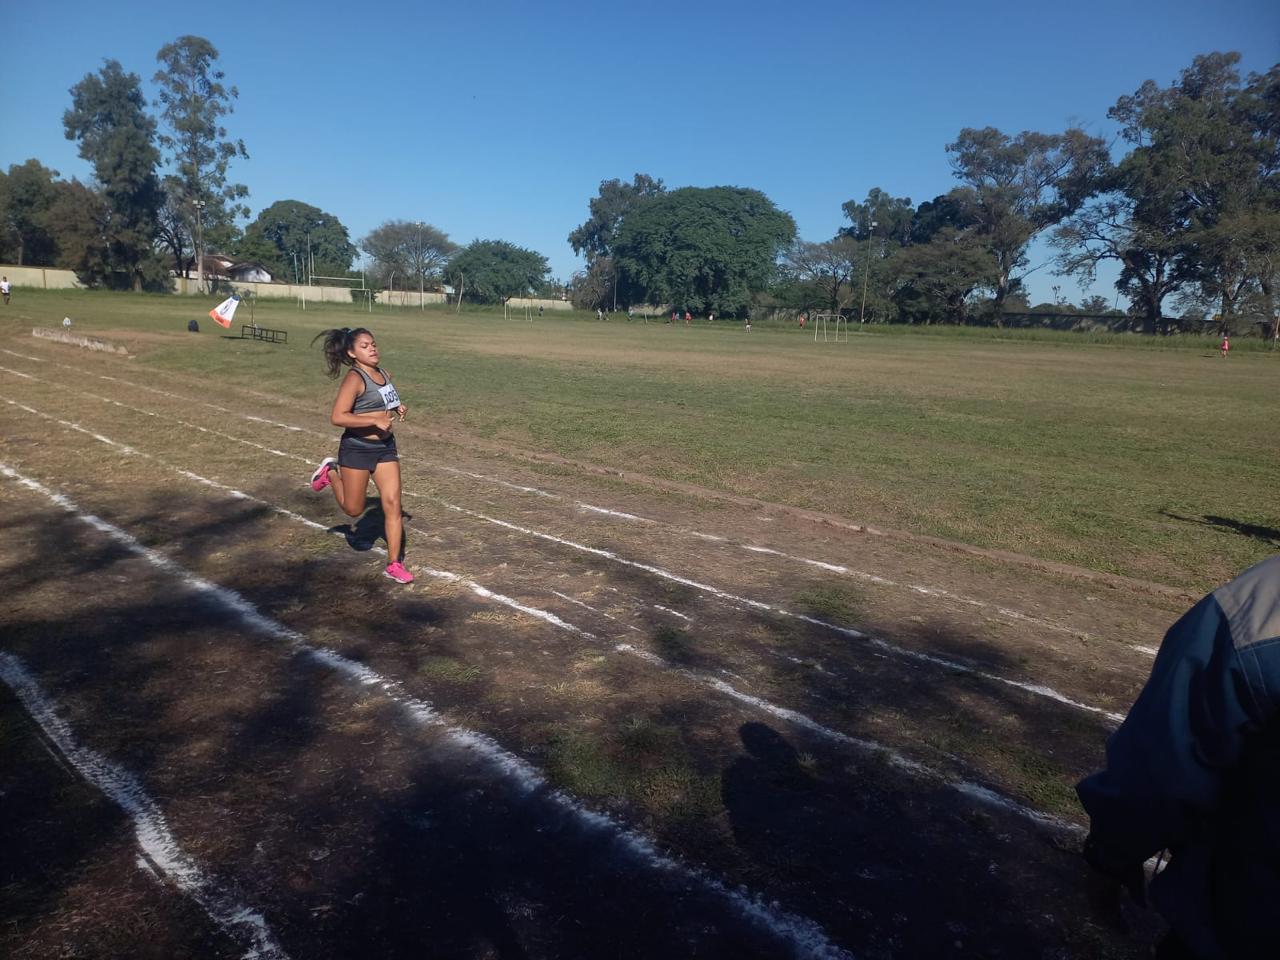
xmin=241 ymin=324 xmax=288 ymax=344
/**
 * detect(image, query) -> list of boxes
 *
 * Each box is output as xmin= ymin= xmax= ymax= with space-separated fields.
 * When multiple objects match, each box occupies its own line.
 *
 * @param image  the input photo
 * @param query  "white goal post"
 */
xmin=812 ymin=313 xmax=848 ymax=343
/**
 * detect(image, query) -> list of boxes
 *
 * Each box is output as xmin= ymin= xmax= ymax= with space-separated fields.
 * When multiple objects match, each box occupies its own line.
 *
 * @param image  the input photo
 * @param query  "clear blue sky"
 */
xmin=3 ymin=0 xmax=1277 ymax=304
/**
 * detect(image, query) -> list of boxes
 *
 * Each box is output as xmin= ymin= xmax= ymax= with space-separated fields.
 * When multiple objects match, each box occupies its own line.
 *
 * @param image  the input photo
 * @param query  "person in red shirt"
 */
xmin=1220 ymin=333 xmax=1230 ymax=357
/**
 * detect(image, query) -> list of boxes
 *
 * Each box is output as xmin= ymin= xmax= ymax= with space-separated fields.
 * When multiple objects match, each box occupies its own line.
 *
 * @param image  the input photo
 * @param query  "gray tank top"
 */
xmin=351 ymin=366 xmax=400 ymax=414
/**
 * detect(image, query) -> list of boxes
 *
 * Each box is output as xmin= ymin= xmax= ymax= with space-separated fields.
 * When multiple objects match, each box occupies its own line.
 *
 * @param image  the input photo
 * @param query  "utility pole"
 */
xmin=194 ymin=199 xmax=206 ymax=294
xmin=416 ymin=222 xmax=425 ymax=310
xmin=859 ymin=220 xmax=877 ymax=325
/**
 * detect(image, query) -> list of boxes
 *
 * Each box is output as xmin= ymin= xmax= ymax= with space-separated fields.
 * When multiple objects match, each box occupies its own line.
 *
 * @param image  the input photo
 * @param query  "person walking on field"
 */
xmin=1220 ymin=333 xmax=1229 ymax=357
xmin=308 ymin=327 xmax=414 ymax=583
xmin=1 ymin=276 xmax=10 ymax=305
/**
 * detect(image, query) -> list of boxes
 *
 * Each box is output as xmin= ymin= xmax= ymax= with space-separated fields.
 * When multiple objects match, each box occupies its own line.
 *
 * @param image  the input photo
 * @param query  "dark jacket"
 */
xmin=1077 ymin=554 xmax=1280 ymax=959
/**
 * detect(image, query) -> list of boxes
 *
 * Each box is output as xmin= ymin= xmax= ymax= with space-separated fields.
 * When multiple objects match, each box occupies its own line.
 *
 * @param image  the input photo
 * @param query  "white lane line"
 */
xmin=550 ymin=591 xmax=643 ymax=632
xmin=0 ymin=397 xmax=592 ymax=641
xmin=580 ymin=504 xmax=653 ymax=522
xmin=1 ymin=414 xmax=1096 ymax=838
xmin=617 ymin=643 xmax=1083 ymax=838
xmin=653 ymin=604 xmax=693 ymax=622
xmin=2 ymin=399 xmax=1100 ymax=834
xmin=3 ymin=353 xmax=1088 ymax=637
xmin=0 ymin=463 xmax=850 ymax=960
xmin=0 ymin=651 xmax=288 ymax=960
xmin=0 ymin=379 xmax=1122 ymax=726
xmin=436 ymin=500 xmax=1127 ymax=726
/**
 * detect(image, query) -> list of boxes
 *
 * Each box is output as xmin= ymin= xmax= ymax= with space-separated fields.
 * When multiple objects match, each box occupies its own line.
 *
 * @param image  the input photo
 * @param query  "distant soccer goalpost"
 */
xmin=503 ymin=300 xmax=533 ymax=322
xmin=300 ymin=274 xmax=373 ymax=313
xmin=813 ymin=313 xmax=848 ymax=342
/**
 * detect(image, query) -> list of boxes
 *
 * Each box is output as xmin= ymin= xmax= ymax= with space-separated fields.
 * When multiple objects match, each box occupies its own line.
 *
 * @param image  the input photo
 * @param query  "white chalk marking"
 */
xmin=580 ymin=503 xmax=653 ymax=523
xmin=653 ymin=604 xmax=693 ymax=622
xmin=437 ymin=500 xmax=1126 ymax=724
xmin=4 ymin=372 xmax=1113 ymax=721
xmin=550 ymin=590 xmax=642 ymax=632
xmin=0 ymin=463 xmax=850 ymax=960
xmin=5 ymin=354 xmax=1088 ymax=638
xmin=1131 ymin=645 xmax=1159 ymax=657
xmin=616 ymin=644 xmax=1083 ymax=839
xmin=0 ymin=651 xmax=288 ymax=960
xmin=4 ymin=416 xmax=1098 ymax=838
xmin=244 ymin=415 xmax=307 ymax=433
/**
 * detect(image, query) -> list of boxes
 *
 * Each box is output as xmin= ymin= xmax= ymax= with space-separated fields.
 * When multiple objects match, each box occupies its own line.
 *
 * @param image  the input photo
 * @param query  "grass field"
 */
xmin=2 ymin=284 xmax=1238 ymax=957
xmin=5 ymin=287 xmax=1274 ymax=593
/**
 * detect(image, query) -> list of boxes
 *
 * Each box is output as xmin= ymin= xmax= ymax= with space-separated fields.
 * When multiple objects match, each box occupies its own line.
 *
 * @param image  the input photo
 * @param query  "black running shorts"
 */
xmin=338 ymin=434 xmax=398 ymax=471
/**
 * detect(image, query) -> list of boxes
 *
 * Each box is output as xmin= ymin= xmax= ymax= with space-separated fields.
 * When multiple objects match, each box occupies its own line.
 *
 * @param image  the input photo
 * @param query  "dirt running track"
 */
xmin=0 ymin=334 xmax=1184 ymax=959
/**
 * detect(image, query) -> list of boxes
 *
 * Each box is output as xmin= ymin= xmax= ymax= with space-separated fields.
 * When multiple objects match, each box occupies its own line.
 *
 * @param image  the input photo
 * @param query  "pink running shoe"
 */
xmin=384 ymin=561 xmax=415 ymax=584
xmin=309 ymin=457 xmax=337 ymax=492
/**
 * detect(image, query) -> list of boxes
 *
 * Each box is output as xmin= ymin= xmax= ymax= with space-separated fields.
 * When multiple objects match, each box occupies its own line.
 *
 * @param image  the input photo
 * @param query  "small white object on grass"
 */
xmin=62 ymin=317 xmax=72 ymax=328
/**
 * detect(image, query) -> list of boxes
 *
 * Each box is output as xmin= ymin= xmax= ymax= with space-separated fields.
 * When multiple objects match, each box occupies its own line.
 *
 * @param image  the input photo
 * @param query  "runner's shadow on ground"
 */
xmin=329 ymin=503 xmax=414 ymax=554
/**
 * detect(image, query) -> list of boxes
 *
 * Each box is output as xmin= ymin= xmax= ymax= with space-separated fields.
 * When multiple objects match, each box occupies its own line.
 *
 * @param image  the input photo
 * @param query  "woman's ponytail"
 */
xmin=311 ymin=327 xmax=371 ymax=378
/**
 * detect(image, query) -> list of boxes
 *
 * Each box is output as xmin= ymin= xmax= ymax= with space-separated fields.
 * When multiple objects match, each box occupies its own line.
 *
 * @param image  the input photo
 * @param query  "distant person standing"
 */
xmin=708 ymin=312 xmax=714 ymax=323
xmin=538 ymin=305 xmax=543 ymax=317
xmin=745 ymin=315 xmax=752 ymax=333
xmin=597 ymin=307 xmax=604 ymax=321
xmin=1 ymin=276 xmax=10 ymax=305
xmin=684 ymin=310 xmax=692 ymax=325
xmin=1220 ymin=333 xmax=1230 ymax=358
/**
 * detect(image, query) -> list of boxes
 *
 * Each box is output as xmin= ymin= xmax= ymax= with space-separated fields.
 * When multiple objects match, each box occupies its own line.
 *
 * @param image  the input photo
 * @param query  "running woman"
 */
xmin=308 ymin=327 xmax=414 ymax=583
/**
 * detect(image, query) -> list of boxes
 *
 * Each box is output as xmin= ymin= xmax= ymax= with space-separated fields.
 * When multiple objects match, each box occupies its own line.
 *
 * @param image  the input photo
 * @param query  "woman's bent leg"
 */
xmin=371 ymin=459 xmax=404 ymax=562
xmin=332 ymin=465 xmax=370 ymax=517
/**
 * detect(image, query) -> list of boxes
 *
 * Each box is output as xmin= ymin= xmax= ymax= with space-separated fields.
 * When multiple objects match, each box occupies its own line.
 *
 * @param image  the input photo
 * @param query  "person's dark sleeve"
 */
xmin=1076 ymin=594 xmax=1268 ymax=872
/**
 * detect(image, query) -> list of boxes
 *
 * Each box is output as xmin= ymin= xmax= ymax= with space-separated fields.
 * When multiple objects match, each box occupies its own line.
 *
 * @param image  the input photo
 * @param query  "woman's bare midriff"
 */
xmin=345 ymin=427 xmax=393 ymax=441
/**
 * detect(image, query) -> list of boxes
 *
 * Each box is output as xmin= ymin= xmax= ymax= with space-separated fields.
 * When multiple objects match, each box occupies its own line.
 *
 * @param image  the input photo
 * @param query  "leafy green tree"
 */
xmin=153 ymin=36 xmax=249 ymax=279
xmin=0 ymin=159 xmax=61 ymax=266
xmin=841 ymin=188 xmax=914 ymax=245
xmin=63 ymin=60 xmax=164 ymax=291
xmin=1052 ymin=194 xmax=1194 ymax=334
xmin=1080 ymin=294 xmax=1116 ymax=315
xmin=360 ymin=220 xmax=456 ymax=293
xmin=1053 ymin=53 xmax=1278 ymax=334
xmin=43 ymin=178 xmax=166 ymax=290
xmin=445 ymin=240 xmax=550 ymax=304
xmin=46 ymin=179 xmax=108 ymax=277
xmin=568 ymin=173 xmax=665 ymax=263
xmin=239 ymin=200 xmax=357 ymax=282
xmin=890 ymin=229 xmax=999 ymax=325
xmin=569 ymin=257 xmax=617 ymax=311
xmin=613 ymin=186 xmax=796 ymax=315
xmin=947 ymin=126 xmax=1109 ymax=323
xmin=910 ymin=191 xmax=979 ymax=244
xmin=783 ymin=237 xmax=859 ymax=314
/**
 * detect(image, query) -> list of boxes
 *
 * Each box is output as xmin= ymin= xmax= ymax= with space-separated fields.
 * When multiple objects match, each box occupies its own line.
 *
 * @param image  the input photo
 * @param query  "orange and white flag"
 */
xmin=209 ymin=295 xmax=241 ymax=328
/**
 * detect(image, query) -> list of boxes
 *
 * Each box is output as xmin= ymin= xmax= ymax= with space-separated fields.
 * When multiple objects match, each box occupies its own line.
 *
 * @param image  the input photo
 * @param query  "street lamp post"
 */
xmin=416 ymin=222 xmax=425 ymax=310
xmin=194 ymin=199 xmax=206 ymax=295
xmin=859 ymin=219 xmax=877 ymax=325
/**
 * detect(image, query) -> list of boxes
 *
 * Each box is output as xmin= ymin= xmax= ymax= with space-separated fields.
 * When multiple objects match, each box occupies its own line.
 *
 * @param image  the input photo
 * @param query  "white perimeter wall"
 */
xmin=0 ymin=265 xmax=572 ymax=312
